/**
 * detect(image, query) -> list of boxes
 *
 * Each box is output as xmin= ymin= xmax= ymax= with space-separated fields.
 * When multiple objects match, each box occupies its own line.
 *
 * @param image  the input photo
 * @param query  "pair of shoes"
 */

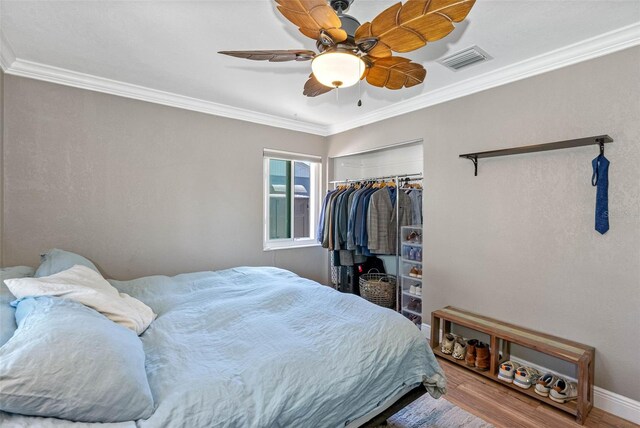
xmin=464 ymin=339 xmax=491 ymax=371
xmin=407 ymin=314 xmax=421 ymax=325
xmin=408 ymin=285 xmax=422 ymax=295
xmin=406 ymin=231 xmax=422 ymax=243
xmin=498 ymin=362 xmax=541 ymax=388
xmin=408 ymin=267 xmax=422 ymax=279
xmin=466 ymin=340 xmax=490 ymax=371
xmin=535 ymin=373 xmax=559 ymax=396
xmin=406 ymin=298 xmax=421 ymax=312
xmin=407 ymin=247 xmax=422 ymax=261
xmin=536 ymin=374 xmax=578 ymax=403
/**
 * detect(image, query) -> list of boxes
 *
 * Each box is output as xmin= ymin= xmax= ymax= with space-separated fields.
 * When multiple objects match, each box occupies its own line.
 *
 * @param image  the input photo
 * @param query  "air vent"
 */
xmin=439 ymin=46 xmax=492 ymax=71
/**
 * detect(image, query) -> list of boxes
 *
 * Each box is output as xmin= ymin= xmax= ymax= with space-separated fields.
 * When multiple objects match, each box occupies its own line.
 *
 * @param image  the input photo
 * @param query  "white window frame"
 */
xmin=263 ymin=150 xmax=322 ymax=251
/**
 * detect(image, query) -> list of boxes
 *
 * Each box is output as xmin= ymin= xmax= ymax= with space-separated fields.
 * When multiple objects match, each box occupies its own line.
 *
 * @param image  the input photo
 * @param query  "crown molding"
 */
xmin=326 ymin=22 xmax=640 ymax=135
xmin=4 ymin=58 xmax=328 ymax=136
xmin=2 ymin=22 xmax=639 ymax=136
xmin=0 ymin=31 xmax=16 ymax=72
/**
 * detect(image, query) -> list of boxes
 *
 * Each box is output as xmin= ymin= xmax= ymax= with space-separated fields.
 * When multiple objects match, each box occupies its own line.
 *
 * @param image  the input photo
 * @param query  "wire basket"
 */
xmin=359 ymin=271 xmax=397 ymax=309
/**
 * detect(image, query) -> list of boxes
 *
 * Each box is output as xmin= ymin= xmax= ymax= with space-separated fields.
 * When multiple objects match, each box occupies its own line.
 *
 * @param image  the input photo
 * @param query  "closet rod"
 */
xmin=329 ymin=172 xmax=423 ymax=184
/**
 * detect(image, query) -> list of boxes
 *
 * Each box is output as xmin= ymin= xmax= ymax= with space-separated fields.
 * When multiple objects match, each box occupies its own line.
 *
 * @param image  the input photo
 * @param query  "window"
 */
xmin=263 ymin=149 xmax=321 ymax=250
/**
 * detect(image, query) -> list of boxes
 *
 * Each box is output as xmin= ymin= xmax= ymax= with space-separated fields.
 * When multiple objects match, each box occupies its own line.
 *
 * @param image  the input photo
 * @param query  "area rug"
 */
xmin=377 ymin=396 xmax=494 ymax=428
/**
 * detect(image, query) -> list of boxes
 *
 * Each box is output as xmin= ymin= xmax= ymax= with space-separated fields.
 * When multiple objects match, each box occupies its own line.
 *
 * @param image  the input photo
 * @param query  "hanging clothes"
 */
xmin=317 ymin=188 xmax=338 ymax=243
xmin=346 ymin=186 xmax=369 ymax=251
xmin=320 ymin=178 xmax=418 ymax=272
xmin=406 ymin=189 xmax=422 ymax=226
xmin=356 ymin=187 xmax=377 ymax=255
xmin=333 ymin=187 xmax=355 ymax=250
xmin=322 ymin=188 xmax=344 ymax=248
xmin=367 ymin=187 xmax=413 ymax=255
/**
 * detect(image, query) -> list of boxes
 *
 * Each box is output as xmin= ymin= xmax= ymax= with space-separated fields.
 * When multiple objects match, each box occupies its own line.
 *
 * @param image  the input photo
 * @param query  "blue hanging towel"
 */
xmin=591 ymin=154 xmax=610 ymax=234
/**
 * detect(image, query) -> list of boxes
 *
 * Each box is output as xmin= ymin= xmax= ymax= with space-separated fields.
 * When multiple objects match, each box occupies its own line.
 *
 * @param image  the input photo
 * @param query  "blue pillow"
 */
xmin=0 ymin=297 xmax=154 ymax=422
xmin=0 ymin=266 xmax=35 ymax=347
xmin=34 ymin=249 xmax=100 ymax=277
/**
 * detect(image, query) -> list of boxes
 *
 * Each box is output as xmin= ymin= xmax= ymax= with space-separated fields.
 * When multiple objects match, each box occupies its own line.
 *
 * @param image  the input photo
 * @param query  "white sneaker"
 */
xmin=549 ymin=378 xmax=578 ymax=403
xmin=535 ymin=373 xmax=559 ymax=397
xmin=497 ymin=360 xmax=518 ymax=383
xmin=441 ymin=334 xmax=455 ymax=355
xmin=452 ymin=337 xmax=467 ymax=360
xmin=513 ymin=366 xmax=541 ymax=389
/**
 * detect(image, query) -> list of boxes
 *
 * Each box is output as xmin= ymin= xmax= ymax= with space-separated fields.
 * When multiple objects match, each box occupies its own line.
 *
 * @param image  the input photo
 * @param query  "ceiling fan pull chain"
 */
xmin=357 ymin=61 xmax=363 ymax=107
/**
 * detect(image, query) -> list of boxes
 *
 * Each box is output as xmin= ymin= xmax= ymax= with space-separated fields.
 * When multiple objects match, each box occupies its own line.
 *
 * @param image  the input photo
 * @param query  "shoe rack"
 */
xmin=400 ymin=225 xmax=423 ymax=328
xmin=430 ymin=306 xmax=595 ymax=425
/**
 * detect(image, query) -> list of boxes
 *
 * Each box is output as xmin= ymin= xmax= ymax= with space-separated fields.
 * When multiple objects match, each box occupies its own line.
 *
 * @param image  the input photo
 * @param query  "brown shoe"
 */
xmin=475 ymin=342 xmax=490 ymax=371
xmin=465 ymin=339 xmax=478 ymax=367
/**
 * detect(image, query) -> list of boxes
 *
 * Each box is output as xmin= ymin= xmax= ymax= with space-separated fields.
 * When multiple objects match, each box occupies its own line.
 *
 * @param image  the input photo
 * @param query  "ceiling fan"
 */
xmin=219 ymin=0 xmax=476 ymax=97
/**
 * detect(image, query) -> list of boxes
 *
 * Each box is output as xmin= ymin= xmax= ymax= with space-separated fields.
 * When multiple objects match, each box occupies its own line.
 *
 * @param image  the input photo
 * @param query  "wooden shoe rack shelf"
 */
xmin=430 ymin=306 xmax=595 ymax=424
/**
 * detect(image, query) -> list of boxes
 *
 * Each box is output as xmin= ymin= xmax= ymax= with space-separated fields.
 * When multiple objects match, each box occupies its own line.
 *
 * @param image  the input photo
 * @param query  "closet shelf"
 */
xmin=459 ymin=135 xmax=613 ymax=176
xmin=401 ymin=241 xmax=422 ymax=247
xmin=402 ymin=291 xmax=422 ymax=299
xmin=401 ymin=307 xmax=422 ymax=317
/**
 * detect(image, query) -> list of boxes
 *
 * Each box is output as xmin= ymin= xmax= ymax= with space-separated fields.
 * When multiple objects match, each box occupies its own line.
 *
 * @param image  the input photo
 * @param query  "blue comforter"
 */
xmin=1 ymin=267 xmax=445 ymax=427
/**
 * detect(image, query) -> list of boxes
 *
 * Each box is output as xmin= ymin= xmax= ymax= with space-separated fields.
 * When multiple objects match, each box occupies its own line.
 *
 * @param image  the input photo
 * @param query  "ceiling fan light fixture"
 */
xmin=311 ymin=51 xmax=365 ymax=89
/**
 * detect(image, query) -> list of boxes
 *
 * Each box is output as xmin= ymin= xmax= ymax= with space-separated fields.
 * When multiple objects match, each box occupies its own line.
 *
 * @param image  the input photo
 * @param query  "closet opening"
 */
xmin=322 ymin=140 xmax=424 ymax=326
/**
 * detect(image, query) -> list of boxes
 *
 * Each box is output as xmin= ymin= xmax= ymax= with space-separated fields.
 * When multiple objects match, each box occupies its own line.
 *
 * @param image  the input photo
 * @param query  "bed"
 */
xmin=0 ymin=265 xmax=445 ymax=427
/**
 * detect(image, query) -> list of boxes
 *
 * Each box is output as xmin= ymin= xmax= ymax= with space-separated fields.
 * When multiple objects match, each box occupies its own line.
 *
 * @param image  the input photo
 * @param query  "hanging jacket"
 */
xmin=367 ymin=188 xmax=413 ymax=255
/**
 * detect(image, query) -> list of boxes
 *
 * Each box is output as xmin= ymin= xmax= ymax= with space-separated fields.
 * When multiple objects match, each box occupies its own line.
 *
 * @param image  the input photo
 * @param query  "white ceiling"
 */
xmin=1 ymin=1 xmax=639 ymax=135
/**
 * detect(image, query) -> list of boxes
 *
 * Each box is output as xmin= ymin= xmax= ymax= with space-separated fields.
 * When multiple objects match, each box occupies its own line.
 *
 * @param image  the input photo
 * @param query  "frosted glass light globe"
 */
xmin=311 ymin=51 xmax=366 ymax=88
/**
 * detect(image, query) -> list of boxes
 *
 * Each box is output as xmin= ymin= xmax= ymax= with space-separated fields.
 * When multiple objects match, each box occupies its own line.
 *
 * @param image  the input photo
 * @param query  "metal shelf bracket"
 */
xmin=462 ymin=155 xmax=478 ymax=176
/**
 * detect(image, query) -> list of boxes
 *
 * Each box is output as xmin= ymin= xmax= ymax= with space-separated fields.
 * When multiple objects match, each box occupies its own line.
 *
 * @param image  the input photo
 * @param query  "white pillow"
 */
xmin=4 ymin=265 xmax=156 ymax=335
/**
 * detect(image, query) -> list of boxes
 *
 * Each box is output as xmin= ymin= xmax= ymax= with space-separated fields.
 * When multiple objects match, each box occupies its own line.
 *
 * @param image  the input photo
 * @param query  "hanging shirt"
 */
xmin=333 ymin=187 xmax=354 ymax=250
xmin=356 ymin=188 xmax=377 ymax=250
xmin=407 ymin=189 xmax=422 ymax=226
xmin=342 ymin=190 xmax=358 ymax=245
xmin=317 ymin=189 xmax=337 ymax=243
xmin=322 ymin=189 xmax=343 ymax=248
xmin=346 ymin=187 xmax=367 ymax=250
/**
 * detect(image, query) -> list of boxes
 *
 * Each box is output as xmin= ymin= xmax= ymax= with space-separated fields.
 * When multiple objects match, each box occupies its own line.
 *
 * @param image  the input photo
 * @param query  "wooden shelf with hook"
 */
xmin=459 ymin=135 xmax=613 ymax=176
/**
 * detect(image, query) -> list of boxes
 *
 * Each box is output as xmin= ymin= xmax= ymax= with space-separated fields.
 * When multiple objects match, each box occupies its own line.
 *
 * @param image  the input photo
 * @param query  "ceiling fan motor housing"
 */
xmin=316 ymin=12 xmax=361 ymax=53
xmin=338 ymin=14 xmax=360 ymax=38
xmin=329 ymin=0 xmax=354 ymax=14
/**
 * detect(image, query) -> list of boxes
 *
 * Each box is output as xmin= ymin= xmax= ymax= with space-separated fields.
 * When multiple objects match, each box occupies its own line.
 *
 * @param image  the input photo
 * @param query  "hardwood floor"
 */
xmin=439 ymin=359 xmax=638 ymax=428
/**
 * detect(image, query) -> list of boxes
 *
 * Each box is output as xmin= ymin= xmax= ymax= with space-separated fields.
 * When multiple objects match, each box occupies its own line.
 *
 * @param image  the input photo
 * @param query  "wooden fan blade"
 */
xmin=303 ymin=74 xmax=334 ymax=97
xmin=276 ymin=0 xmax=347 ymax=43
xmin=218 ymin=50 xmax=316 ymax=62
xmin=365 ymin=56 xmax=426 ymax=90
xmin=356 ymin=0 xmax=476 ymax=54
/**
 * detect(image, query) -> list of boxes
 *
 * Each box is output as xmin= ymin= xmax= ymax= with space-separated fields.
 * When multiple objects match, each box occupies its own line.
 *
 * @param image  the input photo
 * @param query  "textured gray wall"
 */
xmin=2 ymin=75 xmax=328 ymax=283
xmin=327 ymin=47 xmax=640 ymax=400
